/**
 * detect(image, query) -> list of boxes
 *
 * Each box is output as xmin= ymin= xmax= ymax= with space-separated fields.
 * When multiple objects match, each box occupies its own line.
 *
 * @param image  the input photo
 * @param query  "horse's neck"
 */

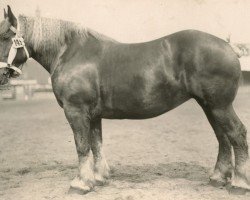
xmin=20 ymin=16 xmax=72 ymax=74
xmin=20 ymin=15 xmax=113 ymax=74
xmin=18 ymin=16 xmax=53 ymax=73
xmin=29 ymin=35 xmax=102 ymax=75
xmin=29 ymin=44 xmax=65 ymax=74
xmin=25 ymin=33 xmax=66 ymax=74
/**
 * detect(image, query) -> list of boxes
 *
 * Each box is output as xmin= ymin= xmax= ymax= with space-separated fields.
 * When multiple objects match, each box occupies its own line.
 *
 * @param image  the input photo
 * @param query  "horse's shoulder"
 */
xmin=52 ymin=63 xmax=100 ymax=104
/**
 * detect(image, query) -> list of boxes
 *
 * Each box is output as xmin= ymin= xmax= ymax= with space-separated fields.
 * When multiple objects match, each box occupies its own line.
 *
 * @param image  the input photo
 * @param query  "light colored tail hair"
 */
xmin=226 ymin=34 xmax=244 ymax=58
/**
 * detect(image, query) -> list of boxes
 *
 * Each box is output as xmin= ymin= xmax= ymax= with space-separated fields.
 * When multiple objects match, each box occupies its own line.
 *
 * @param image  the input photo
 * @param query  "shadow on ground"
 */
xmin=111 ymin=162 xmax=209 ymax=183
xmin=0 ymin=161 xmax=209 ymax=192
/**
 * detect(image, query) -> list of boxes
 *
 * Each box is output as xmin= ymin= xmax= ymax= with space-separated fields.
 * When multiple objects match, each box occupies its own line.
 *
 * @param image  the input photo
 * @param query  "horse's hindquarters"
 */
xmin=183 ymin=32 xmax=250 ymax=193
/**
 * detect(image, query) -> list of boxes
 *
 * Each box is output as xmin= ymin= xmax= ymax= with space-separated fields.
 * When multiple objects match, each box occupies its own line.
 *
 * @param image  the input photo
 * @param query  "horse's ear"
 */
xmin=4 ymin=8 xmax=7 ymax=19
xmin=7 ymin=5 xmax=17 ymax=27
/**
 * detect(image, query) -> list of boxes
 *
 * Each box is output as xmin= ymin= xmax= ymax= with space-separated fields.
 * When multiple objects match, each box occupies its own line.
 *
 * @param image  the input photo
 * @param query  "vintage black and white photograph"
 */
xmin=1 ymin=0 xmax=250 ymax=199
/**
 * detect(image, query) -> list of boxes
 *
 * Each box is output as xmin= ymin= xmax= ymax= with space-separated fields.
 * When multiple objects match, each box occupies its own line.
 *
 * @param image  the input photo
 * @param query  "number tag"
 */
xmin=12 ymin=37 xmax=25 ymax=48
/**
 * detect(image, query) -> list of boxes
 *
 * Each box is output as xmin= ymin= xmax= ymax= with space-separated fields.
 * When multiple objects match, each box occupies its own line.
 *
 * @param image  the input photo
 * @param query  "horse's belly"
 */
xmin=101 ymin=86 xmax=189 ymax=119
xmin=101 ymin=105 xmax=176 ymax=119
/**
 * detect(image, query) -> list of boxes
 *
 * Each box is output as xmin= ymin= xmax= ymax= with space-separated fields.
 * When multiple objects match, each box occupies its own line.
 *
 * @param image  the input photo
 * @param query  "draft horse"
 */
xmin=0 ymin=6 xmax=249 ymax=194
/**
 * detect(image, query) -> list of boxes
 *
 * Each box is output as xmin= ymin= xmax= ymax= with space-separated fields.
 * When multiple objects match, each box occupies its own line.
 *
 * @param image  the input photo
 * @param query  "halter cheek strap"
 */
xmin=10 ymin=26 xmax=17 ymax=34
xmin=7 ymin=34 xmax=30 ymax=63
xmin=8 ymin=25 xmax=30 ymax=62
xmin=0 ymin=24 xmax=30 ymax=75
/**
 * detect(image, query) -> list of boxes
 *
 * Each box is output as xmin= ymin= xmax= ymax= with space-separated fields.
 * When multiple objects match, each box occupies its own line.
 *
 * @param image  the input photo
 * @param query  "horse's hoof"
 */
xmin=97 ymin=178 xmax=110 ymax=186
xmin=68 ymin=186 xmax=91 ymax=195
xmin=227 ymin=185 xmax=247 ymax=195
xmin=95 ymin=179 xmax=107 ymax=186
xmin=209 ymin=178 xmax=227 ymax=188
xmin=69 ymin=176 xmax=93 ymax=195
xmin=94 ymin=174 xmax=109 ymax=186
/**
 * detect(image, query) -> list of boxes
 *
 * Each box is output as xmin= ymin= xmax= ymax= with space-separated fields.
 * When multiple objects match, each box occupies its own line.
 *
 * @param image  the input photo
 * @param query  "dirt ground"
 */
xmin=1 ymin=87 xmax=250 ymax=200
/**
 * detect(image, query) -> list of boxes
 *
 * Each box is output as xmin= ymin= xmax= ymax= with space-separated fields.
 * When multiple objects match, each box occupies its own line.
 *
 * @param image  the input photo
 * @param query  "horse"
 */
xmin=0 ymin=6 xmax=249 ymax=195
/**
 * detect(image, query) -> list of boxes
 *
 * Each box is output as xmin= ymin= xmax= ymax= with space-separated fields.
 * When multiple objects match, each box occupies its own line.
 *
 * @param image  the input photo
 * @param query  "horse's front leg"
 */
xmin=90 ymin=118 xmax=110 ymax=185
xmin=64 ymin=103 xmax=95 ymax=194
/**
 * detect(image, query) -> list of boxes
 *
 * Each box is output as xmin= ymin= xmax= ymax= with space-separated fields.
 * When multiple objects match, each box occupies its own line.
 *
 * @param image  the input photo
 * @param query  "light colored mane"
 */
xmin=18 ymin=15 xmax=115 ymax=67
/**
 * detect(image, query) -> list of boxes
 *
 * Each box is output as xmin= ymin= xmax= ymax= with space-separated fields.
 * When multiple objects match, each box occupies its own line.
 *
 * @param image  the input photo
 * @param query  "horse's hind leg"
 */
xmin=210 ymin=106 xmax=250 ymax=193
xmin=197 ymin=101 xmax=233 ymax=186
xmin=90 ymin=118 xmax=110 ymax=184
xmin=197 ymin=100 xmax=250 ymax=192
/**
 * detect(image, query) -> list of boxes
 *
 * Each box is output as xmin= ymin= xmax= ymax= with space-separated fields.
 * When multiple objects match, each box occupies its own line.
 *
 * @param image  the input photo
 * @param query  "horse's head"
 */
xmin=0 ymin=6 xmax=29 ymax=85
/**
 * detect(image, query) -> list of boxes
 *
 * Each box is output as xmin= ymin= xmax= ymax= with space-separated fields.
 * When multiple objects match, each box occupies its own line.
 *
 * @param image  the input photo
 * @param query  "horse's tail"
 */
xmin=226 ymin=34 xmax=244 ymax=58
xmin=229 ymin=43 xmax=244 ymax=58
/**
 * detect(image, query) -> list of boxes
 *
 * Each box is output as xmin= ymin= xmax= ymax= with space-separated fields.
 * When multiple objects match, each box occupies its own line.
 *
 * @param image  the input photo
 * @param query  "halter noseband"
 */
xmin=0 ymin=22 xmax=30 ymax=76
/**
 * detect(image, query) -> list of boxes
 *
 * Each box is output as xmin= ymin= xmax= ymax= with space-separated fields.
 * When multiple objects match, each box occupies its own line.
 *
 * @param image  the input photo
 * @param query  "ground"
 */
xmin=1 ymin=87 xmax=250 ymax=200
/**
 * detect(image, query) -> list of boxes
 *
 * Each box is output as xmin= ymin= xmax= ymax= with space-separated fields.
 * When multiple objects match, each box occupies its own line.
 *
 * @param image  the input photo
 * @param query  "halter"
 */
xmin=0 ymin=21 xmax=30 ymax=76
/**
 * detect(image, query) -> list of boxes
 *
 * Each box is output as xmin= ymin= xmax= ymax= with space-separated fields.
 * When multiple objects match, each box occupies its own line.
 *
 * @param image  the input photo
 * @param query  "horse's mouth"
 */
xmin=0 ymin=67 xmax=21 ymax=85
xmin=9 ymin=69 xmax=21 ymax=78
xmin=0 ymin=77 xmax=9 ymax=85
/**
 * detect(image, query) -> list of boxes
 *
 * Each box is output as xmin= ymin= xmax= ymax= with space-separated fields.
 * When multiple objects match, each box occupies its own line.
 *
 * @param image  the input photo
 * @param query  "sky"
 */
xmin=1 ymin=0 xmax=250 ymax=43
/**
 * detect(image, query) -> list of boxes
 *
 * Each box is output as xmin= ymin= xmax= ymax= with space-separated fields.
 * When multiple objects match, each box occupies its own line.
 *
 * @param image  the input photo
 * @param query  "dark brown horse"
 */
xmin=0 ymin=6 xmax=249 ymax=194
